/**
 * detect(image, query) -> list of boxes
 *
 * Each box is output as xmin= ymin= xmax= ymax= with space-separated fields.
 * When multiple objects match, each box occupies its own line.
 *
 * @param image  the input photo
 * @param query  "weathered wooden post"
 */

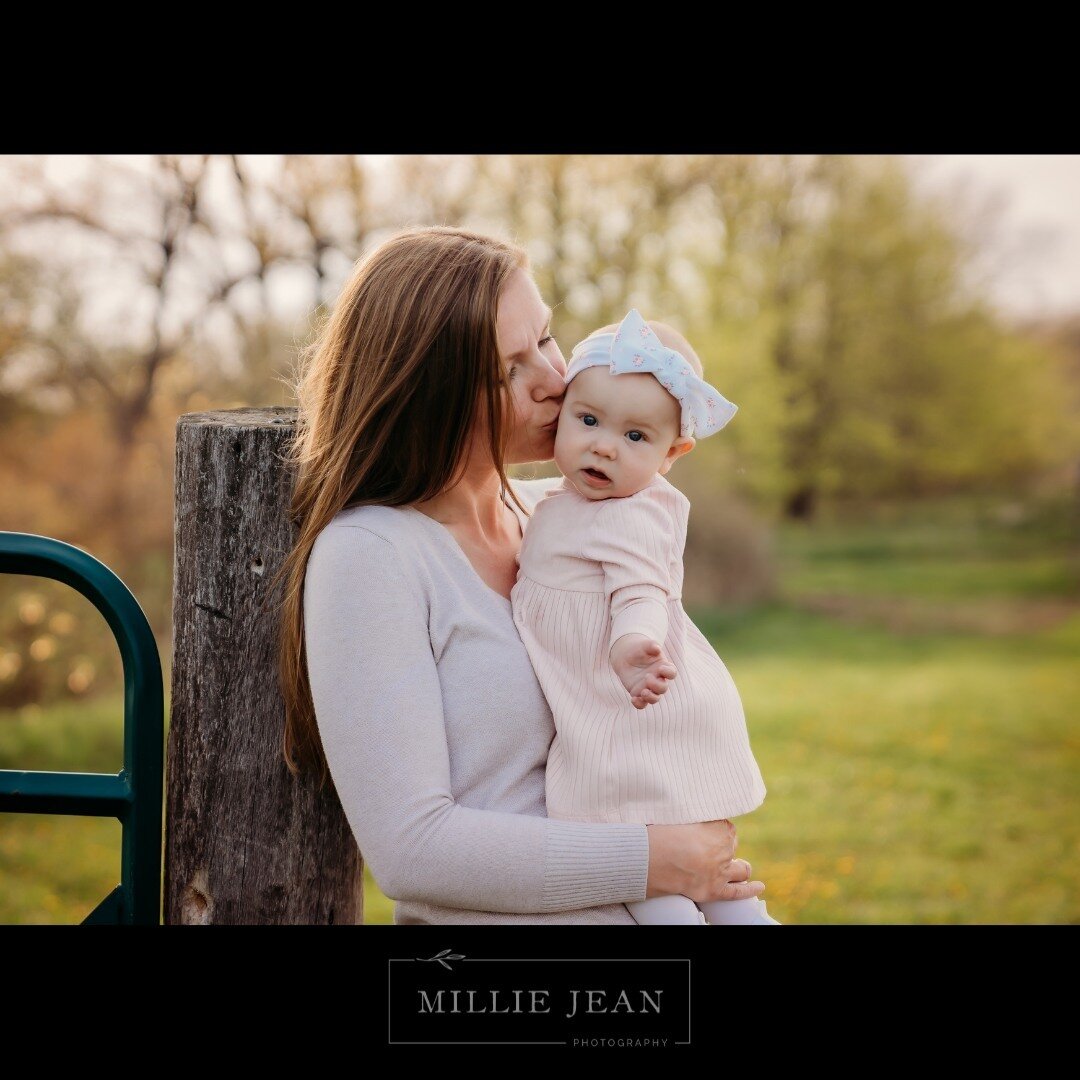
xmin=165 ymin=407 xmax=362 ymax=924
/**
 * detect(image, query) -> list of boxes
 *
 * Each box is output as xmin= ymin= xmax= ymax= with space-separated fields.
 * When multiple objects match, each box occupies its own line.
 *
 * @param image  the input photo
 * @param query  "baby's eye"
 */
xmin=581 ymin=414 xmax=597 ymax=427
xmin=627 ymin=431 xmax=646 ymax=442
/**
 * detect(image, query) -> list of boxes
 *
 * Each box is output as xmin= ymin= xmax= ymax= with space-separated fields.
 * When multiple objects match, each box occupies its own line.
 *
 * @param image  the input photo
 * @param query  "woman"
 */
xmin=274 ymin=225 xmax=766 ymax=924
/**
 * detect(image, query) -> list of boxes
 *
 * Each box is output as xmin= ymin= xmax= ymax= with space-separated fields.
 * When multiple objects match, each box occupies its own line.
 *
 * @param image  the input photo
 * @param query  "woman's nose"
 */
xmin=535 ymin=365 xmax=566 ymax=400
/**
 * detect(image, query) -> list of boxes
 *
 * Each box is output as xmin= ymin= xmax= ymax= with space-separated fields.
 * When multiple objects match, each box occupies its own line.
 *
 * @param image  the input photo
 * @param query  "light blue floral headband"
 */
xmin=563 ymin=309 xmax=738 ymax=440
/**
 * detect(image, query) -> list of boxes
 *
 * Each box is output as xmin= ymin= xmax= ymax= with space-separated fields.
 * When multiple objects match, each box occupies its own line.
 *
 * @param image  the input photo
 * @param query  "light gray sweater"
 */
xmin=303 ymin=475 xmax=651 ymax=924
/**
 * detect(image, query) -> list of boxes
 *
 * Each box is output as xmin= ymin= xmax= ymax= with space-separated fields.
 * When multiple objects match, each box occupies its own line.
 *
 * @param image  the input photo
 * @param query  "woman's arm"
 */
xmin=303 ymin=523 xmax=650 ymax=914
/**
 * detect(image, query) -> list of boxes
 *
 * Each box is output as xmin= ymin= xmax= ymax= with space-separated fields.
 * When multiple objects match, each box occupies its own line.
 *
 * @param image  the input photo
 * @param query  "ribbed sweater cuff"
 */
xmin=610 ymin=593 xmax=669 ymax=654
xmin=540 ymin=821 xmax=650 ymax=911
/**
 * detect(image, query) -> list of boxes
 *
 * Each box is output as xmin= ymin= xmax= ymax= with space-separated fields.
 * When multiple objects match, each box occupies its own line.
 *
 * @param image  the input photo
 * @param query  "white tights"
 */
xmin=627 ymin=894 xmax=780 ymax=925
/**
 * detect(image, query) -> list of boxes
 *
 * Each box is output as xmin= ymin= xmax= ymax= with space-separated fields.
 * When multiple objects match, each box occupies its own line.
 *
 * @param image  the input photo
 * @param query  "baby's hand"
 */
xmin=609 ymin=633 xmax=678 ymax=710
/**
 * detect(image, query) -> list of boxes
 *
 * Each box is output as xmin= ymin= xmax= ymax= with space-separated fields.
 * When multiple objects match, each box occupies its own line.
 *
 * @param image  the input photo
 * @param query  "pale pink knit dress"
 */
xmin=511 ymin=472 xmax=767 ymax=826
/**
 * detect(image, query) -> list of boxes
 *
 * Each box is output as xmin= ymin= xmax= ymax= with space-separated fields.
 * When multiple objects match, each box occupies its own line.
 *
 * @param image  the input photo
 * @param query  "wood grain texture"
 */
xmin=165 ymin=407 xmax=363 ymax=924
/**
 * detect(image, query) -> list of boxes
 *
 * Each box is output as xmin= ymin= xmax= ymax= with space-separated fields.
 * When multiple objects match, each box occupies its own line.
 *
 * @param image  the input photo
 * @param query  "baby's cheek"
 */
xmin=552 ymin=418 xmax=573 ymax=467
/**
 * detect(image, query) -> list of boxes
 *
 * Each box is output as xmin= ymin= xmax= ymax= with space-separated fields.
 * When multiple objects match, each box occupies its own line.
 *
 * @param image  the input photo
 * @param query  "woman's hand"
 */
xmin=644 ymin=819 xmax=766 ymax=902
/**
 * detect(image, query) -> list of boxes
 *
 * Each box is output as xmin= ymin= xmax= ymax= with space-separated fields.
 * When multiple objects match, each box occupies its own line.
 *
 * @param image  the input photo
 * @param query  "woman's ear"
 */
xmin=659 ymin=436 xmax=695 ymax=475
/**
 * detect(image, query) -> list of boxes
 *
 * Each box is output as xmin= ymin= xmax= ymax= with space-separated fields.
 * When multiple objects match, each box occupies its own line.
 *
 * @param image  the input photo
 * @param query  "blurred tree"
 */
xmin=464 ymin=154 xmax=729 ymax=345
xmin=688 ymin=155 xmax=1080 ymax=518
xmin=795 ymin=156 xmax=1079 ymax=511
xmin=0 ymin=155 xmax=393 ymax=560
xmin=0 ymin=250 xmax=39 ymax=428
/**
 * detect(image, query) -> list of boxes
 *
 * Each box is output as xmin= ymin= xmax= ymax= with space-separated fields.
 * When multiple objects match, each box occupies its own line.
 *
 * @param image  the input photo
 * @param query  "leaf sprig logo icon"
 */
xmin=418 ymin=948 xmax=467 ymax=971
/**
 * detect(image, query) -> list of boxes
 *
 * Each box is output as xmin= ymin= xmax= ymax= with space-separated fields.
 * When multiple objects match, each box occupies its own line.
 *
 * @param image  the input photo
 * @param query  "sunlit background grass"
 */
xmin=2 ymin=494 xmax=1076 ymax=924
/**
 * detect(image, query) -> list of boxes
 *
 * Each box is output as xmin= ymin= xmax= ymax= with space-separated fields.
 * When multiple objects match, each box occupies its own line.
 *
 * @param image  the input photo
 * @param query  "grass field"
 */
xmin=2 ymin=495 xmax=1077 ymax=924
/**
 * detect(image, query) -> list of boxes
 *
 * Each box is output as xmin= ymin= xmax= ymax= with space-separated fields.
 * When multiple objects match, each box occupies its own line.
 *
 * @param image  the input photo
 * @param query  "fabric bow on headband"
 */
xmin=563 ymin=309 xmax=738 ymax=440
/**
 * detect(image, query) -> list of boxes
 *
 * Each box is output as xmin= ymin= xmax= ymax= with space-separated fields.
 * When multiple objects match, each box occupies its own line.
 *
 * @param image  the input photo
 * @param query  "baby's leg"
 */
xmin=627 ymin=895 xmax=707 ymax=925
xmin=696 ymin=897 xmax=781 ymax=925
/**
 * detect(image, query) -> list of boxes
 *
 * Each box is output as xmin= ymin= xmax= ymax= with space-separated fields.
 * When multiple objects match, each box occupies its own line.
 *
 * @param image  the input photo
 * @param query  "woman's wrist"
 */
xmin=644 ymin=823 xmax=687 ymax=898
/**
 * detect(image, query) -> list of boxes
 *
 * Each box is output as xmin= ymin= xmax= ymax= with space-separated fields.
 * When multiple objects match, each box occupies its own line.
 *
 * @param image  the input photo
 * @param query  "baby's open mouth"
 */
xmin=584 ymin=468 xmax=609 ymax=480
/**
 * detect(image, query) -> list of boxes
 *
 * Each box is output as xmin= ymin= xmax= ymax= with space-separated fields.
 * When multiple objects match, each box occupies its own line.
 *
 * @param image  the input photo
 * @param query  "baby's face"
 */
xmin=554 ymin=366 xmax=684 ymax=501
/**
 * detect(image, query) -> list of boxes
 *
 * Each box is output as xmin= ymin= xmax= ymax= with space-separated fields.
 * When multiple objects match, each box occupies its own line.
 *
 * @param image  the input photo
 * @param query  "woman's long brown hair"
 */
xmin=270 ymin=226 xmax=531 ymax=786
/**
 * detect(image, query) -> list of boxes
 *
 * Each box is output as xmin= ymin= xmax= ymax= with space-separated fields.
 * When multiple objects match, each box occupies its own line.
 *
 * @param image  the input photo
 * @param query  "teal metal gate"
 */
xmin=0 ymin=532 xmax=164 ymax=924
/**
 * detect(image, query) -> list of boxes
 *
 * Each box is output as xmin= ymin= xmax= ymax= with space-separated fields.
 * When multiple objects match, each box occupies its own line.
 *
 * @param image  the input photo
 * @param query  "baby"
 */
xmin=510 ymin=308 xmax=779 ymax=925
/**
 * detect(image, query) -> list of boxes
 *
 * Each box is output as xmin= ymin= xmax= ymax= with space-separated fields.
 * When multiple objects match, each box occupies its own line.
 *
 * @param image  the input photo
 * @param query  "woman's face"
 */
xmin=495 ymin=268 xmax=568 ymax=465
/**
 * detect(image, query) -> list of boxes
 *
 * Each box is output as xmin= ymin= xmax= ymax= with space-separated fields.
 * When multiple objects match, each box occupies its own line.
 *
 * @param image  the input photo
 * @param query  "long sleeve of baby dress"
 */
xmin=510 ymin=473 xmax=767 ymax=826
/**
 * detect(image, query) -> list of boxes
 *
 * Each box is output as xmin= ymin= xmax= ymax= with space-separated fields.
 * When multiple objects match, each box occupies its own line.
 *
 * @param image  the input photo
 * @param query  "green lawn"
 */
xmin=3 ymin=495 xmax=1078 ymax=924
